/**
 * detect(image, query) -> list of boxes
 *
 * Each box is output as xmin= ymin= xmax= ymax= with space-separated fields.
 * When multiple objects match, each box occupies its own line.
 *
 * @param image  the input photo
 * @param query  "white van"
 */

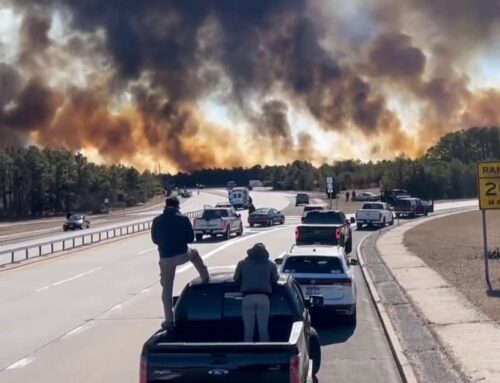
xmin=229 ymin=187 xmax=250 ymax=210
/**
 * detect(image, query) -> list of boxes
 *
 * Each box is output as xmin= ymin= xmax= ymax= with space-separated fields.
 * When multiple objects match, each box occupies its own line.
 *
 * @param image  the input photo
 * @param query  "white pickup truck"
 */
xmin=355 ymin=202 xmax=394 ymax=229
xmin=193 ymin=207 xmax=243 ymax=241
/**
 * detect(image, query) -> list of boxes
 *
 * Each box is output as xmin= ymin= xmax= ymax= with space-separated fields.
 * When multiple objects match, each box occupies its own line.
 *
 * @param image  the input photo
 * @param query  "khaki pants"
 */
xmin=242 ymin=294 xmax=270 ymax=342
xmin=159 ymin=248 xmax=209 ymax=324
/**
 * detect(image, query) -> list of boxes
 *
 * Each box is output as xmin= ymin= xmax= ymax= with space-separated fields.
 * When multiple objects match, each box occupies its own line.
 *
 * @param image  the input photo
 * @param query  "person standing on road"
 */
xmin=233 ymin=243 xmax=279 ymax=342
xmin=151 ymin=196 xmax=210 ymax=330
xmin=346 ymin=191 xmax=350 ymax=202
xmin=352 ymin=190 xmax=357 ymax=201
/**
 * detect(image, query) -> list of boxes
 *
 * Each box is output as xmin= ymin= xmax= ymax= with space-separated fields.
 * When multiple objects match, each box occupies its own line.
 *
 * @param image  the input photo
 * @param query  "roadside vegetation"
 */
xmin=167 ymin=126 xmax=499 ymax=200
xmin=0 ymin=147 xmax=162 ymax=219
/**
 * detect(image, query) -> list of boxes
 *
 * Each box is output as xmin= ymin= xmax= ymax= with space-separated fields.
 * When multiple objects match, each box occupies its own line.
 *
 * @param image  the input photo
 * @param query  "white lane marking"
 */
xmin=138 ymin=247 xmax=156 ymax=255
xmin=141 ymin=287 xmax=152 ymax=293
xmin=110 ymin=303 xmax=123 ymax=311
xmin=64 ymin=324 xmax=89 ymax=338
xmin=36 ymin=267 xmax=102 ymax=292
xmin=178 ymin=226 xmax=289 ymax=274
xmin=6 ymin=357 xmax=36 ymax=370
xmin=208 ymin=265 xmax=236 ymax=271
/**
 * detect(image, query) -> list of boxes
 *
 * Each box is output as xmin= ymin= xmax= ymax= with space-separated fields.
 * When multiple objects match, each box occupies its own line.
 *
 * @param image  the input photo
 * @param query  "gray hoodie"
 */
xmin=233 ymin=251 xmax=279 ymax=295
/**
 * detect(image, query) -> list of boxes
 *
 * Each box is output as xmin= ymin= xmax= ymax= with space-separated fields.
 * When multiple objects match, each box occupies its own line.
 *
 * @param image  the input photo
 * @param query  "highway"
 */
xmin=0 ymin=190 xmax=478 ymax=382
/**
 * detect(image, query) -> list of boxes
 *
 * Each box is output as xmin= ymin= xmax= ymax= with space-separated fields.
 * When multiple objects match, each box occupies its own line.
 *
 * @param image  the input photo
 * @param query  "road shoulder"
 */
xmin=359 ymin=225 xmax=471 ymax=383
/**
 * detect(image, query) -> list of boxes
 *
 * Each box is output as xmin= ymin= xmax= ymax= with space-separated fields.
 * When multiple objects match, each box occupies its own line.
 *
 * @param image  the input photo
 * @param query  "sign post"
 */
xmin=326 ymin=177 xmax=334 ymax=209
xmin=477 ymin=161 xmax=500 ymax=291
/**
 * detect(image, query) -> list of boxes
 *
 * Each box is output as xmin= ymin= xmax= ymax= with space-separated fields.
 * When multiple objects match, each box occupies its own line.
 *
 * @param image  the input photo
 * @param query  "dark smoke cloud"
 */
xmin=1 ymin=0 xmax=499 ymax=169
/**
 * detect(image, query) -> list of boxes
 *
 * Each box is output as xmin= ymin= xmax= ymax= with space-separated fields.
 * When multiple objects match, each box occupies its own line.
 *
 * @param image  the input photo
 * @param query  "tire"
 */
xmin=268 ymin=220 xmax=273 ymax=226
xmin=281 ymin=217 xmax=285 ymax=225
xmin=345 ymin=238 xmax=352 ymax=254
xmin=236 ymin=224 xmax=243 ymax=236
xmin=63 ymin=228 xmax=68 ymax=232
xmin=195 ymin=234 xmax=203 ymax=242
xmin=346 ymin=307 xmax=357 ymax=326
xmin=389 ymin=217 xmax=394 ymax=226
xmin=356 ymin=223 xmax=362 ymax=230
xmin=381 ymin=218 xmax=386 ymax=227
xmin=224 ymin=227 xmax=230 ymax=240
xmin=309 ymin=327 xmax=321 ymax=376
xmin=249 ymin=223 xmax=254 ymax=227
xmin=424 ymin=210 xmax=428 ymax=217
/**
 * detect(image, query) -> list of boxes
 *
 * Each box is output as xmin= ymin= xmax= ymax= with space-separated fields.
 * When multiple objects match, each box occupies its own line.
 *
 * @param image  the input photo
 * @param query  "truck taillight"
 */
xmin=337 ymin=277 xmax=352 ymax=285
xmin=139 ymin=355 xmax=147 ymax=383
xmin=335 ymin=228 xmax=341 ymax=241
xmin=290 ymin=354 xmax=300 ymax=383
xmin=295 ymin=228 xmax=300 ymax=242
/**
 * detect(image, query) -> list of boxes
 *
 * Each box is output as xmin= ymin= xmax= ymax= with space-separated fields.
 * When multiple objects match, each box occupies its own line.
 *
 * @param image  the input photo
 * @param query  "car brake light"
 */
xmin=290 ymin=354 xmax=300 ymax=383
xmin=336 ymin=277 xmax=352 ymax=285
xmin=335 ymin=228 xmax=341 ymax=241
xmin=295 ymin=228 xmax=300 ymax=242
xmin=139 ymin=356 xmax=147 ymax=383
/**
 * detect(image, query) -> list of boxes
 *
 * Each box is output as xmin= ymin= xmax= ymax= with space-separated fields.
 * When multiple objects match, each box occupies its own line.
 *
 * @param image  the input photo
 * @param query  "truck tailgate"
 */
xmin=194 ymin=219 xmax=222 ymax=230
xmin=146 ymin=345 xmax=293 ymax=383
xmin=357 ymin=210 xmax=380 ymax=220
xmin=297 ymin=225 xmax=339 ymax=244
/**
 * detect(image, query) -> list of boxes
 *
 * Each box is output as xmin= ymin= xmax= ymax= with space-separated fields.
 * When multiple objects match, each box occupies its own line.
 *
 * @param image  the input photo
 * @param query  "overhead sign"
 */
xmin=477 ymin=161 xmax=500 ymax=210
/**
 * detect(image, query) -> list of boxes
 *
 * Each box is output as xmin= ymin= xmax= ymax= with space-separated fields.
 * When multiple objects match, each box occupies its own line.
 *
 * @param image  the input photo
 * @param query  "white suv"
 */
xmin=276 ymin=245 xmax=357 ymax=324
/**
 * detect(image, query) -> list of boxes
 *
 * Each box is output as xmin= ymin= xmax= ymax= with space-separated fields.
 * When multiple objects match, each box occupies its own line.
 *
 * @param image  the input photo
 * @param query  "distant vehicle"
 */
xmin=393 ymin=198 xmax=433 ymax=218
xmin=248 ymin=208 xmax=285 ymax=227
xmin=276 ymin=245 xmax=358 ymax=324
xmin=215 ymin=201 xmax=233 ymax=208
xmin=301 ymin=205 xmax=326 ymax=223
xmin=229 ymin=187 xmax=250 ymax=210
xmin=227 ymin=180 xmax=237 ymax=190
xmin=193 ymin=207 xmax=243 ymax=241
xmin=353 ymin=191 xmax=378 ymax=202
xmin=179 ymin=189 xmax=192 ymax=198
xmin=380 ymin=189 xmax=410 ymax=205
xmin=140 ymin=272 xmax=322 ymax=382
xmin=249 ymin=179 xmax=264 ymax=188
xmin=196 ymin=184 xmax=205 ymax=189
xmin=295 ymin=193 xmax=310 ymax=206
xmin=63 ymin=215 xmax=90 ymax=231
xmin=355 ymin=202 xmax=394 ymax=229
xmin=295 ymin=210 xmax=354 ymax=254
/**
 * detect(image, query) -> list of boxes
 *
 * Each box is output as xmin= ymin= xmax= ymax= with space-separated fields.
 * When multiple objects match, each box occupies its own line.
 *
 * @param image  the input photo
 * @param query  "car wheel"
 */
xmin=345 ymin=239 xmax=352 ymax=254
xmin=424 ymin=210 xmax=428 ymax=217
xmin=249 ymin=223 xmax=254 ymax=227
xmin=346 ymin=307 xmax=357 ymax=326
xmin=195 ymin=234 xmax=203 ymax=242
xmin=356 ymin=223 xmax=362 ymax=230
xmin=236 ymin=224 xmax=243 ymax=236
xmin=309 ymin=327 xmax=321 ymax=376
xmin=63 ymin=228 xmax=68 ymax=232
xmin=381 ymin=218 xmax=386 ymax=227
xmin=281 ymin=217 xmax=285 ymax=225
xmin=268 ymin=219 xmax=273 ymax=226
xmin=224 ymin=227 xmax=231 ymax=240
xmin=389 ymin=218 xmax=394 ymax=226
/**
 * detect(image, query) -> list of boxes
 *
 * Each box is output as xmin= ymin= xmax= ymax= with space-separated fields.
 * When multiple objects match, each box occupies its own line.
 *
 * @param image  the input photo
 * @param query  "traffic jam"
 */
xmin=141 ymin=182 xmax=367 ymax=383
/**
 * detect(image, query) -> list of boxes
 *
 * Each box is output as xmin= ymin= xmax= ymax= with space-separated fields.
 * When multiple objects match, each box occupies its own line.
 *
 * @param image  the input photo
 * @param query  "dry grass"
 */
xmin=404 ymin=210 xmax=500 ymax=323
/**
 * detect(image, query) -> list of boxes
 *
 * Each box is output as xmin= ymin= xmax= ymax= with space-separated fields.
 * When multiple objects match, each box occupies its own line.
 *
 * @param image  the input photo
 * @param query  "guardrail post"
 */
xmin=73 ymin=237 xmax=75 ymax=248
xmin=51 ymin=243 xmax=54 ymax=253
xmin=39 ymin=245 xmax=42 ymax=257
xmin=25 ymin=248 xmax=29 ymax=260
xmin=11 ymin=251 xmax=14 ymax=263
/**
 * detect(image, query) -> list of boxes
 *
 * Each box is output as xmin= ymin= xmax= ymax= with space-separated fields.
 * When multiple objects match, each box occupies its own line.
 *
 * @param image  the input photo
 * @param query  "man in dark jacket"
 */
xmin=233 ymin=243 xmax=279 ymax=342
xmin=151 ymin=196 xmax=209 ymax=329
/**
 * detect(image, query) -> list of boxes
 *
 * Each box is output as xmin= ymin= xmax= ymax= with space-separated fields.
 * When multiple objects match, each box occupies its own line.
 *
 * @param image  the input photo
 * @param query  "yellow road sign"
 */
xmin=477 ymin=161 xmax=500 ymax=210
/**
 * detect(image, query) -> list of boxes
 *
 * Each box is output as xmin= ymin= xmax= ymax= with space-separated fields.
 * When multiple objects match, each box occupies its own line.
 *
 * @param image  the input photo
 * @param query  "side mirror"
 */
xmin=350 ymin=217 xmax=356 ymax=223
xmin=274 ymin=258 xmax=283 ymax=265
xmin=307 ymin=295 xmax=324 ymax=309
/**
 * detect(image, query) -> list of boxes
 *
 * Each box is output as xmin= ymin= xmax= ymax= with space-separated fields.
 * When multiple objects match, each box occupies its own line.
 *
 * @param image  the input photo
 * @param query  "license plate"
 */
xmin=305 ymin=287 xmax=320 ymax=296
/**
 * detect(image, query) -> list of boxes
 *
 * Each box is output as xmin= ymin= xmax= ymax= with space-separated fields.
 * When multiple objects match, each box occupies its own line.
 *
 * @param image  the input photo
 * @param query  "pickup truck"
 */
xmin=393 ymin=197 xmax=434 ymax=218
xmin=295 ymin=210 xmax=354 ymax=254
xmin=140 ymin=272 xmax=322 ymax=383
xmin=193 ymin=207 xmax=243 ymax=241
xmin=355 ymin=202 xmax=394 ymax=229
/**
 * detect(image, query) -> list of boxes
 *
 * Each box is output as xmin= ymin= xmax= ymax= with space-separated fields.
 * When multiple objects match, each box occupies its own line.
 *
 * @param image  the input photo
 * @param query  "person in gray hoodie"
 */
xmin=233 ymin=243 xmax=279 ymax=342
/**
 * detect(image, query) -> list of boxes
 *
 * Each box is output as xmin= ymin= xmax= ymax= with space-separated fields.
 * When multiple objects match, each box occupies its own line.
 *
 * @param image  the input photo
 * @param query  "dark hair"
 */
xmin=165 ymin=196 xmax=180 ymax=208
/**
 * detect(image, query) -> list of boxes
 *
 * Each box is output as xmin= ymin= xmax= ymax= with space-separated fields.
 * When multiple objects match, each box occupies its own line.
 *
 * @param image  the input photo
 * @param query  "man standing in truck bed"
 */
xmin=151 ymin=196 xmax=209 ymax=330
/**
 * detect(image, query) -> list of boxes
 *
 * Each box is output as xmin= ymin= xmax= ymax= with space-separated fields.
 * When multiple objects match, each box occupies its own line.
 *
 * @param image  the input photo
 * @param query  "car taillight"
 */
xmin=295 ymin=228 xmax=300 ymax=242
xmin=139 ymin=355 xmax=147 ymax=383
xmin=290 ymin=354 xmax=300 ymax=383
xmin=335 ymin=228 xmax=341 ymax=241
xmin=336 ymin=277 xmax=352 ymax=285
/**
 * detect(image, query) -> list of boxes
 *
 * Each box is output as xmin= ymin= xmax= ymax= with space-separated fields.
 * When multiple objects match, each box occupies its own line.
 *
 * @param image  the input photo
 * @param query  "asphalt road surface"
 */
xmin=0 ymin=190 xmax=403 ymax=383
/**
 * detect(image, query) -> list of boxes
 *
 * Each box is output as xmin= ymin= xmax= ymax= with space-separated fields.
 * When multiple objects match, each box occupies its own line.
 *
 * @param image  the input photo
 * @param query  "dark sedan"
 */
xmin=248 ymin=208 xmax=285 ymax=227
xmin=63 ymin=215 xmax=90 ymax=231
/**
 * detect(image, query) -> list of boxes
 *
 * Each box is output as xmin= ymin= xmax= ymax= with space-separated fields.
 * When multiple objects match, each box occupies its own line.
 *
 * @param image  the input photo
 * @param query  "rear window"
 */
xmin=396 ymin=200 xmax=412 ymax=207
xmin=303 ymin=206 xmax=324 ymax=212
xmin=302 ymin=211 xmax=344 ymax=224
xmin=362 ymin=203 xmax=385 ymax=210
xmin=283 ymin=256 xmax=344 ymax=274
xmin=254 ymin=208 xmax=270 ymax=213
xmin=176 ymin=284 xmax=296 ymax=321
xmin=297 ymin=194 xmax=308 ymax=198
xmin=202 ymin=209 xmax=229 ymax=219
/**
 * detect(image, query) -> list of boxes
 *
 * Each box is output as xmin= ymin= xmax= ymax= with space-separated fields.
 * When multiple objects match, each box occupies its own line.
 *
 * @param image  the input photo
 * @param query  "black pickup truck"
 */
xmin=140 ymin=272 xmax=321 ymax=383
xmin=295 ymin=210 xmax=354 ymax=254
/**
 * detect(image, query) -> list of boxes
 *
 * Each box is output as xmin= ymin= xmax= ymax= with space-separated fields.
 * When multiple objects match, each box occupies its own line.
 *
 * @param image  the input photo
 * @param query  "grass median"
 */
xmin=404 ymin=210 xmax=500 ymax=323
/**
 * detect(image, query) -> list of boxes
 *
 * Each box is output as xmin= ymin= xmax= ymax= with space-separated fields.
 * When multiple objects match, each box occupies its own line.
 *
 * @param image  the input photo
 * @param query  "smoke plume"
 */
xmin=0 ymin=0 xmax=499 ymax=171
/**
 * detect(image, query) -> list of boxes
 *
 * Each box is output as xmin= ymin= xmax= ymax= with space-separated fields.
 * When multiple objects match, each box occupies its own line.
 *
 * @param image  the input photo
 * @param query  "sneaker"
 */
xmin=161 ymin=321 xmax=175 ymax=331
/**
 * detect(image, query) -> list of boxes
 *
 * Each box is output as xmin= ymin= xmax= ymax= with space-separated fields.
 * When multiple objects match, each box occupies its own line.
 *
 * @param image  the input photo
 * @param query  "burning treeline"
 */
xmin=0 ymin=0 xmax=499 ymax=171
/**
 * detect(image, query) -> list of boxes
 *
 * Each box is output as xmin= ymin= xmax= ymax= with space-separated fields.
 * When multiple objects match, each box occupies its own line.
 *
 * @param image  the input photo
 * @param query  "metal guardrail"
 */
xmin=0 ymin=209 xmax=203 ymax=267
